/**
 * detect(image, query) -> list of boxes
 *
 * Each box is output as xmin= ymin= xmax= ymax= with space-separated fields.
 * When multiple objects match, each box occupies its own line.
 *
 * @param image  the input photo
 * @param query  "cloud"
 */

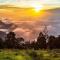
xmin=14 ymin=28 xmax=34 ymax=41
xmin=0 ymin=0 xmax=60 ymax=7
xmin=0 ymin=7 xmax=60 ymax=41
xmin=13 ymin=21 xmax=53 ymax=41
xmin=0 ymin=20 xmax=17 ymax=33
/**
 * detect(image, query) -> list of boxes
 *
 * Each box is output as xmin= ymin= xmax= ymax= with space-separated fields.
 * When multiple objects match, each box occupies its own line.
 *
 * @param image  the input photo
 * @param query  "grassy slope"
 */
xmin=0 ymin=49 xmax=60 ymax=60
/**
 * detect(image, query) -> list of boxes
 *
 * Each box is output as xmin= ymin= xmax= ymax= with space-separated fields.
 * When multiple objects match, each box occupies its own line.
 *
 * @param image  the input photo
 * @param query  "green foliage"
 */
xmin=0 ymin=49 xmax=60 ymax=60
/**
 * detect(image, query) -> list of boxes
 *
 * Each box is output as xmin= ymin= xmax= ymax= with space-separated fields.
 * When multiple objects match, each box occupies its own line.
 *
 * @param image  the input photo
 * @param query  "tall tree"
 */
xmin=0 ymin=38 xmax=4 ymax=49
xmin=48 ymin=35 xmax=56 ymax=49
xmin=17 ymin=37 xmax=25 ymax=49
xmin=5 ymin=32 xmax=18 ymax=49
xmin=55 ymin=35 xmax=60 ymax=49
xmin=37 ymin=32 xmax=47 ymax=49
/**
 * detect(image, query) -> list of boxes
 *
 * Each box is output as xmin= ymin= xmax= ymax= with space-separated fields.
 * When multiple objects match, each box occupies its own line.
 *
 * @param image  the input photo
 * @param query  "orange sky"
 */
xmin=0 ymin=8 xmax=52 ymax=22
xmin=0 ymin=5 xmax=60 ymax=41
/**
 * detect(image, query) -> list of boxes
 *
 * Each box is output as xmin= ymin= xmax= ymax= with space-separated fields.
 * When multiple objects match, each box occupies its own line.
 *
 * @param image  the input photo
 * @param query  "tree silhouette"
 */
xmin=17 ymin=37 xmax=25 ymax=49
xmin=5 ymin=32 xmax=19 ymax=49
xmin=31 ymin=41 xmax=36 ymax=49
xmin=1 ymin=30 xmax=60 ymax=49
xmin=0 ymin=38 xmax=4 ymax=48
xmin=55 ymin=35 xmax=60 ymax=49
xmin=48 ymin=35 xmax=56 ymax=49
xmin=36 ymin=32 xmax=47 ymax=49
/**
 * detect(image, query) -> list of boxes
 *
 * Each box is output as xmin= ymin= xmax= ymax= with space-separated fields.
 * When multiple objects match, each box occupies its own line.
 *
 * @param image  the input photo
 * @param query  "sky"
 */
xmin=0 ymin=0 xmax=60 ymax=41
xmin=0 ymin=0 xmax=60 ymax=8
xmin=0 ymin=8 xmax=60 ymax=41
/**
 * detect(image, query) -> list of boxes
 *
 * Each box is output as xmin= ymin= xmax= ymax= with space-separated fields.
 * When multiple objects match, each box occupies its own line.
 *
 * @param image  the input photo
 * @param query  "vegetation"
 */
xmin=0 ymin=49 xmax=60 ymax=60
xmin=0 ymin=31 xmax=60 ymax=49
xmin=0 ymin=30 xmax=60 ymax=60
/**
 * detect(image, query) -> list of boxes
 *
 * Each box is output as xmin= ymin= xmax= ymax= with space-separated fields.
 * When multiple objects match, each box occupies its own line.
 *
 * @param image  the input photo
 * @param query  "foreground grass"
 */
xmin=0 ymin=49 xmax=60 ymax=60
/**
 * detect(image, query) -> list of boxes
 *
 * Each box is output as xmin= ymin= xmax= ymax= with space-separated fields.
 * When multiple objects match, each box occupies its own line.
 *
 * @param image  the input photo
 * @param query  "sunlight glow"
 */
xmin=32 ymin=3 xmax=43 ymax=12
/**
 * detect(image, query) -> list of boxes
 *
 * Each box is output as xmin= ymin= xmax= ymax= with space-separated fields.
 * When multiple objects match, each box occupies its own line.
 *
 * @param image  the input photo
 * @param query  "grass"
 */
xmin=0 ymin=49 xmax=60 ymax=60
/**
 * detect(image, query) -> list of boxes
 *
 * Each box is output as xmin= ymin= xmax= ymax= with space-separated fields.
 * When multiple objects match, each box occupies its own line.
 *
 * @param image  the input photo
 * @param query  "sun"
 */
xmin=32 ymin=3 xmax=43 ymax=12
xmin=34 ymin=5 xmax=43 ymax=12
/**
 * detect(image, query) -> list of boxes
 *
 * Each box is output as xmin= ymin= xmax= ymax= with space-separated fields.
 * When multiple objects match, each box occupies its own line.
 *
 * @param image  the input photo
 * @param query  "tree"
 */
xmin=48 ymin=35 xmax=56 ymax=49
xmin=55 ymin=35 xmax=60 ymax=49
xmin=5 ymin=32 xmax=19 ymax=49
xmin=16 ymin=37 xmax=25 ymax=49
xmin=36 ymin=32 xmax=47 ymax=49
xmin=0 ymin=38 xmax=4 ymax=48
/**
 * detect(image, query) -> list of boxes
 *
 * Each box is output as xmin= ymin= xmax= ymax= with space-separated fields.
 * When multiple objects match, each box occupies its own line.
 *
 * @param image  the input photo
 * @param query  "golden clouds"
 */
xmin=0 ymin=7 xmax=52 ymax=22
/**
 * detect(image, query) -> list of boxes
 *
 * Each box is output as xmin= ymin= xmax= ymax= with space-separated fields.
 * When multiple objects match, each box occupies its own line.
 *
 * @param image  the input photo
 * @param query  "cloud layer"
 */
xmin=0 ymin=8 xmax=60 ymax=41
xmin=0 ymin=0 xmax=60 ymax=7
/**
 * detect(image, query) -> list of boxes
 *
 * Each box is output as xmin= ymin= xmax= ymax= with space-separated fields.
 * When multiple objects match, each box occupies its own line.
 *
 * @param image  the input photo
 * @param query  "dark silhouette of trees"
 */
xmin=36 ymin=32 xmax=47 ymax=49
xmin=48 ymin=35 xmax=60 ymax=49
xmin=17 ymin=37 xmax=24 ymax=42
xmin=55 ymin=35 xmax=60 ymax=49
xmin=31 ymin=41 xmax=36 ymax=49
xmin=0 ymin=31 xmax=60 ymax=49
xmin=0 ymin=38 xmax=4 ymax=48
xmin=17 ymin=37 xmax=25 ymax=49
xmin=48 ymin=35 xmax=56 ymax=49
xmin=5 ymin=32 xmax=19 ymax=49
